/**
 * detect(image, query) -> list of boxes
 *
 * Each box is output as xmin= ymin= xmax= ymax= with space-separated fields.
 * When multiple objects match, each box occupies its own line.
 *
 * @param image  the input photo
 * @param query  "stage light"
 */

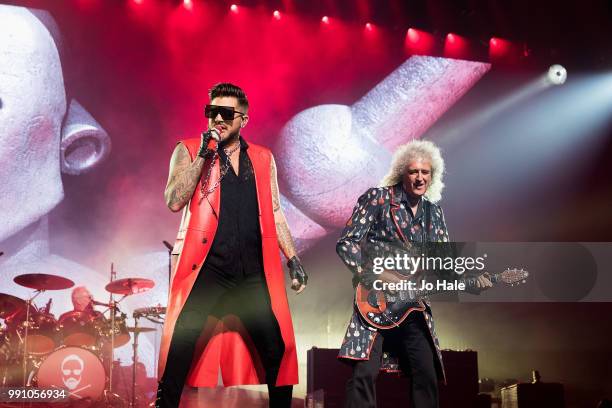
xmin=365 ymin=22 xmax=373 ymax=31
xmin=444 ymin=32 xmax=470 ymax=59
xmin=405 ymin=28 xmax=435 ymax=56
xmin=273 ymin=10 xmax=281 ymax=20
xmin=489 ymin=37 xmax=515 ymax=62
xmin=321 ymin=15 xmax=329 ymax=24
xmin=133 ymin=0 xmax=143 ymax=4
xmin=407 ymin=28 xmax=419 ymax=43
xmin=433 ymin=64 xmax=574 ymax=150
xmin=230 ymin=4 xmax=238 ymax=13
xmin=547 ymin=64 xmax=567 ymax=85
xmin=183 ymin=0 xmax=193 ymax=10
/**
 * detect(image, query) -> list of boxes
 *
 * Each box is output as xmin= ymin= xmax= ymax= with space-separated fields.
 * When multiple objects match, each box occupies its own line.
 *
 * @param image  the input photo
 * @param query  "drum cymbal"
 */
xmin=105 ymin=278 xmax=155 ymax=295
xmin=126 ymin=326 xmax=156 ymax=333
xmin=133 ymin=306 xmax=166 ymax=317
xmin=13 ymin=274 xmax=75 ymax=291
xmin=0 ymin=293 xmax=26 ymax=319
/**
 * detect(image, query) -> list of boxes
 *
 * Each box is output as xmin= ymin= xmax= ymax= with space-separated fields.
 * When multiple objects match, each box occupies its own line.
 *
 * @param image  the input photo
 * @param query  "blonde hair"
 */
xmin=380 ymin=140 xmax=445 ymax=203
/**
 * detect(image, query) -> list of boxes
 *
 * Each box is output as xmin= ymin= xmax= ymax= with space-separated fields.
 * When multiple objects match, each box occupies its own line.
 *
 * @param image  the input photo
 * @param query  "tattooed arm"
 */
xmin=164 ymin=143 xmax=205 ymax=212
xmin=270 ymin=154 xmax=297 ymax=259
xmin=270 ymin=155 xmax=307 ymax=293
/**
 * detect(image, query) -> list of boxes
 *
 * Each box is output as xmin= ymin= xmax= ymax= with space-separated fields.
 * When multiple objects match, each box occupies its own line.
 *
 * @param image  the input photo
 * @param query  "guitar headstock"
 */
xmin=498 ymin=268 xmax=529 ymax=285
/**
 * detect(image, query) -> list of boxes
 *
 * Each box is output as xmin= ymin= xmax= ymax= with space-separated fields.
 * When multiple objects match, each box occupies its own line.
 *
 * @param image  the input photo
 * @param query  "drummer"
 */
xmin=71 ymin=286 xmax=96 ymax=313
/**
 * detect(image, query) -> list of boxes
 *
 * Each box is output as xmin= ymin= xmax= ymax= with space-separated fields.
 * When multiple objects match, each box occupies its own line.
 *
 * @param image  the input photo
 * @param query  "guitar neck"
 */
xmin=412 ymin=272 xmax=501 ymax=298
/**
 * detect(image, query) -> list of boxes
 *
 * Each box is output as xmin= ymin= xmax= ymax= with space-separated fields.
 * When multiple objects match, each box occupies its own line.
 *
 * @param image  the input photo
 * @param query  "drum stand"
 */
xmin=103 ymin=263 xmax=128 ymax=407
xmin=21 ymin=290 xmax=43 ymax=387
xmin=130 ymin=309 xmax=164 ymax=408
xmin=130 ymin=318 xmax=140 ymax=408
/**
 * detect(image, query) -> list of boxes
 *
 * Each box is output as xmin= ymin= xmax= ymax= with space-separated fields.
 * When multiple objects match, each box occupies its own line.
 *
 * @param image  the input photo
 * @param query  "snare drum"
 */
xmin=37 ymin=346 xmax=106 ymax=401
xmin=100 ymin=313 xmax=130 ymax=349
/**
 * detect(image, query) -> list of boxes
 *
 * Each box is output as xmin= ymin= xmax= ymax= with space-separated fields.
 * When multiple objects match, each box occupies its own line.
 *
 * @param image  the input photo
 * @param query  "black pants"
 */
xmin=344 ymin=313 xmax=438 ymax=408
xmin=157 ymin=270 xmax=292 ymax=408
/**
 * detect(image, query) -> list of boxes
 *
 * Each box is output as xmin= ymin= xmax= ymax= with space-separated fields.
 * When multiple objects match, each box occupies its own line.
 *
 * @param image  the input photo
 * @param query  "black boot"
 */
xmin=152 ymin=380 xmax=181 ymax=408
xmin=268 ymin=384 xmax=293 ymax=408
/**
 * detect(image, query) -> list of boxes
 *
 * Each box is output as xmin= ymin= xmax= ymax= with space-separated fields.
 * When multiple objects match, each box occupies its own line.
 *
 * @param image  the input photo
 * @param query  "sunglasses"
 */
xmin=204 ymin=105 xmax=246 ymax=121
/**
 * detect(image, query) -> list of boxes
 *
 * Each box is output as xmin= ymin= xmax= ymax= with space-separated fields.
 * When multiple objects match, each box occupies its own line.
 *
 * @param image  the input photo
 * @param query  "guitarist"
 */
xmin=336 ymin=140 xmax=492 ymax=408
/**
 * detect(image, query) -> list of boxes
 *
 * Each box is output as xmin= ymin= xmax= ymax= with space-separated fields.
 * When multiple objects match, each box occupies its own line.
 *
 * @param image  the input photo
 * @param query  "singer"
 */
xmin=156 ymin=83 xmax=307 ymax=408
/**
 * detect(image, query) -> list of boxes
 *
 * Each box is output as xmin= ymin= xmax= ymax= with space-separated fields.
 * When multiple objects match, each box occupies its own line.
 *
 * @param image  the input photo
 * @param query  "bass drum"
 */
xmin=37 ymin=346 xmax=106 ymax=402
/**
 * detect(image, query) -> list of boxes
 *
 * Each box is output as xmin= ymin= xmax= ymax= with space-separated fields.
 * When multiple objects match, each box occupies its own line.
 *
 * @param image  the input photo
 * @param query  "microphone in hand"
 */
xmin=198 ymin=129 xmax=220 ymax=158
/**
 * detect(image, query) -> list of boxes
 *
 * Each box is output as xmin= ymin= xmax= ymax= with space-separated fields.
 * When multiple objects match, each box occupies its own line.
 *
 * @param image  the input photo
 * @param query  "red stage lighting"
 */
xmin=321 ymin=15 xmax=329 ymax=24
xmin=365 ymin=22 xmax=373 ymax=31
xmin=405 ymin=28 xmax=435 ymax=56
xmin=230 ymin=4 xmax=238 ymax=13
xmin=133 ymin=0 xmax=144 ymax=4
xmin=183 ymin=0 xmax=193 ymax=10
xmin=444 ymin=32 xmax=469 ymax=59
xmin=489 ymin=37 xmax=514 ymax=61
xmin=273 ymin=10 xmax=281 ymax=20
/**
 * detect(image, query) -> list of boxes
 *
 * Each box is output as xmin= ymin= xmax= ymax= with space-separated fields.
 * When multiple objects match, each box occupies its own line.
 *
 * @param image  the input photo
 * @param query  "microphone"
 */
xmin=162 ymin=241 xmax=173 ymax=251
xmin=92 ymin=299 xmax=110 ymax=307
xmin=44 ymin=298 xmax=52 ymax=313
xmin=198 ymin=129 xmax=220 ymax=159
xmin=204 ymin=129 xmax=220 ymax=149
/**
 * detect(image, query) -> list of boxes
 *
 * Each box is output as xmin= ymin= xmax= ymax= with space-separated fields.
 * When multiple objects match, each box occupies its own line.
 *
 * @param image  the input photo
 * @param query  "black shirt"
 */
xmin=201 ymin=137 xmax=265 ymax=284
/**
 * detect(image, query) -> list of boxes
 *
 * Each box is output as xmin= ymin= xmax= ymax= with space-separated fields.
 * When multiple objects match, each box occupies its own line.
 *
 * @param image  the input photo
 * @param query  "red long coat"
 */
xmin=157 ymin=138 xmax=298 ymax=387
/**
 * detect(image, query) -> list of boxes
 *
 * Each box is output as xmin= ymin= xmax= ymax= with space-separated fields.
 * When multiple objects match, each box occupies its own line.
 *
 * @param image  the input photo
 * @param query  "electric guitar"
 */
xmin=355 ymin=268 xmax=529 ymax=329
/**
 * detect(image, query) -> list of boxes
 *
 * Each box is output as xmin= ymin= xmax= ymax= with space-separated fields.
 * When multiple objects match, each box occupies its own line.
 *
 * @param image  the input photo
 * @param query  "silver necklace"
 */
xmin=199 ymin=142 xmax=241 ymax=200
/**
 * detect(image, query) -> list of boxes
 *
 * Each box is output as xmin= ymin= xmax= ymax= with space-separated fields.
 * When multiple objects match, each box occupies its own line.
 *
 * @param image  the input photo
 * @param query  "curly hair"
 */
xmin=379 ymin=139 xmax=445 ymax=203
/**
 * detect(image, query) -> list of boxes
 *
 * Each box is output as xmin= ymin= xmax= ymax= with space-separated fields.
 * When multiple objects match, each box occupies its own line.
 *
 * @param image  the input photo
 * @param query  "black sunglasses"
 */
xmin=204 ymin=104 xmax=245 ymax=121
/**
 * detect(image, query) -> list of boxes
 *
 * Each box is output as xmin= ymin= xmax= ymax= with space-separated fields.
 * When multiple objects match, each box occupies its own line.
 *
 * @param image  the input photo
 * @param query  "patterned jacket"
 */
xmin=336 ymin=183 xmax=449 ymax=381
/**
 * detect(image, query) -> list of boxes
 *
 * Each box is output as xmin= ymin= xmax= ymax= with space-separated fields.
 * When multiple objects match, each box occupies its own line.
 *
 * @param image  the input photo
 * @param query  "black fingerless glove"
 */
xmin=287 ymin=256 xmax=308 ymax=287
xmin=198 ymin=130 xmax=215 ymax=158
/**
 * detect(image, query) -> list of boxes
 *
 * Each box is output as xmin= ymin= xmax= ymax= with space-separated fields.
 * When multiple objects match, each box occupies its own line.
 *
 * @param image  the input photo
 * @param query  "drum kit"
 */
xmin=0 ymin=266 xmax=166 ymax=407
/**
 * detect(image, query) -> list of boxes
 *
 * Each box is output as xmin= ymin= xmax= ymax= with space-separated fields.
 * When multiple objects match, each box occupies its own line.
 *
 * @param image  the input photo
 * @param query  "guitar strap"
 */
xmin=423 ymin=200 xmax=431 ymax=255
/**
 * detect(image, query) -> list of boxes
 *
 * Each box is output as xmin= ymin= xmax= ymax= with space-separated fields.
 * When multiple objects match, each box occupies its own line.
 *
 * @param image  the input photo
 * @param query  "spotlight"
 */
xmin=365 ymin=22 xmax=373 ymax=31
xmin=444 ymin=33 xmax=470 ymax=59
xmin=405 ymin=28 xmax=435 ymax=56
xmin=547 ymin=64 xmax=567 ymax=85
xmin=183 ymin=0 xmax=193 ymax=10
xmin=273 ymin=10 xmax=281 ymax=20
xmin=489 ymin=37 xmax=514 ymax=61
xmin=407 ymin=28 xmax=420 ymax=43
xmin=321 ymin=16 xmax=329 ymax=24
xmin=230 ymin=4 xmax=238 ymax=13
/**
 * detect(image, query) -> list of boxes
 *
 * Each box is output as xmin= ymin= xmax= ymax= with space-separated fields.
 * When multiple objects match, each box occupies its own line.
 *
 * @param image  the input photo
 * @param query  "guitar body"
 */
xmin=355 ymin=283 xmax=426 ymax=330
xmin=354 ymin=267 xmax=528 ymax=330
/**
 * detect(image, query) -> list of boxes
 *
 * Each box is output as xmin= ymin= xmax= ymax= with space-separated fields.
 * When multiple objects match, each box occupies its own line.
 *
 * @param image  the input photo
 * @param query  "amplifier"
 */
xmin=501 ymin=383 xmax=565 ymax=408
xmin=306 ymin=347 xmax=479 ymax=408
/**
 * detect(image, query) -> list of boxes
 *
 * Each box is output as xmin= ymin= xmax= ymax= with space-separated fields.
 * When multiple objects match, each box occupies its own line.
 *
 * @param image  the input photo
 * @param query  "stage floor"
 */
xmin=178 ymin=387 xmax=304 ymax=408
